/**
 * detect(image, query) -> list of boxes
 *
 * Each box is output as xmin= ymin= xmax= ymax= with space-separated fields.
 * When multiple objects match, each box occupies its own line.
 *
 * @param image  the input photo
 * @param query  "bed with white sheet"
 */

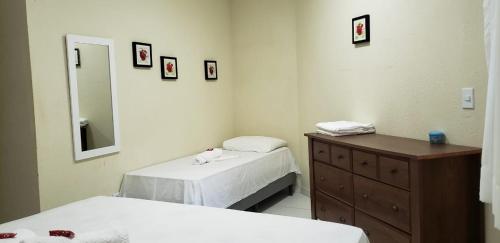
xmin=0 ymin=196 xmax=369 ymax=243
xmin=120 ymin=147 xmax=300 ymax=209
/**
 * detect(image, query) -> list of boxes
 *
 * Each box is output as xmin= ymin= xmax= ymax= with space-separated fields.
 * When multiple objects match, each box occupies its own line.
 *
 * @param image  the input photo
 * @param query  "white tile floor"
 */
xmin=259 ymin=190 xmax=312 ymax=219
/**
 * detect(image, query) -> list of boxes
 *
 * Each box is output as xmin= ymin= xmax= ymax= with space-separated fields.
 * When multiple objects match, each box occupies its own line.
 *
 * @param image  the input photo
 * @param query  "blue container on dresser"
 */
xmin=428 ymin=130 xmax=445 ymax=144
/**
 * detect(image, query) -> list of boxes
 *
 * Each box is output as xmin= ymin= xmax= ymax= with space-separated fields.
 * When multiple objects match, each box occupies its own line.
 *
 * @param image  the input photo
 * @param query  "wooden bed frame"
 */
xmin=228 ymin=172 xmax=296 ymax=211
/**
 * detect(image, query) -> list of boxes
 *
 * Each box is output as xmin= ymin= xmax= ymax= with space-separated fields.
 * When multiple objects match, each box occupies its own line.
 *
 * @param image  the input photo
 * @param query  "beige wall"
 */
xmin=231 ymin=0 xmax=300 ymax=163
xmin=295 ymin=0 xmax=498 ymax=240
xmin=25 ymin=0 xmax=235 ymax=210
xmin=296 ymin=0 xmax=487 ymax=189
xmin=0 ymin=0 xmax=40 ymax=223
xmin=231 ymin=0 xmax=499 ymax=240
xmin=295 ymin=0 xmax=496 ymax=239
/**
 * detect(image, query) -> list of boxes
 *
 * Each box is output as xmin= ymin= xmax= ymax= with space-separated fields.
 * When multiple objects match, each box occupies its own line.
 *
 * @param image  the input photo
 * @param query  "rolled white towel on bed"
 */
xmin=1 ymin=229 xmax=36 ymax=242
xmin=194 ymin=148 xmax=223 ymax=165
xmin=75 ymin=228 xmax=129 ymax=243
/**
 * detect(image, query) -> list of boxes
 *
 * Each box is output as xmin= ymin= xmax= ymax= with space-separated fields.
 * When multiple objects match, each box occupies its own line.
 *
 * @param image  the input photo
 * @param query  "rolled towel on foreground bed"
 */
xmin=20 ymin=237 xmax=74 ymax=243
xmin=0 ymin=229 xmax=36 ymax=242
xmin=316 ymin=121 xmax=375 ymax=136
xmin=75 ymin=228 xmax=129 ymax=243
xmin=18 ymin=228 xmax=129 ymax=243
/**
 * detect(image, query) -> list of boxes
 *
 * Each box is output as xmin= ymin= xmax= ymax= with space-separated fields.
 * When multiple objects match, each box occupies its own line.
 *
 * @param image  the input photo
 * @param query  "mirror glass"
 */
xmin=67 ymin=35 xmax=120 ymax=161
xmin=75 ymin=43 xmax=114 ymax=151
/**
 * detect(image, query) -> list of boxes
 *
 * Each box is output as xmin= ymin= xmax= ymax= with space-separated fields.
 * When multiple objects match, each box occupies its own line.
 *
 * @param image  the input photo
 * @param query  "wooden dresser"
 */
xmin=305 ymin=133 xmax=482 ymax=243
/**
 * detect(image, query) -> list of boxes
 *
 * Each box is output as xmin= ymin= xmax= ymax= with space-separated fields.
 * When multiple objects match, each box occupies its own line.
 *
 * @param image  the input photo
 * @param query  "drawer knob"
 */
xmin=318 ymin=150 xmax=325 ymax=154
xmin=361 ymin=161 xmax=368 ymax=166
xmin=362 ymin=193 xmax=368 ymax=199
xmin=320 ymin=206 xmax=326 ymax=212
xmin=320 ymin=176 xmax=326 ymax=182
xmin=339 ymin=217 xmax=346 ymax=223
xmin=337 ymin=155 xmax=344 ymax=160
xmin=392 ymin=205 xmax=399 ymax=212
xmin=390 ymin=168 xmax=398 ymax=174
xmin=338 ymin=184 xmax=345 ymax=190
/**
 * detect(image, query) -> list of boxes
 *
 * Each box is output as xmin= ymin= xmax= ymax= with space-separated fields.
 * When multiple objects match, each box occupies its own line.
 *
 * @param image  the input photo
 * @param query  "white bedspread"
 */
xmin=0 ymin=197 xmax=369 ymax=243
xmin=120 ymin=147 xmax=300 ymax=208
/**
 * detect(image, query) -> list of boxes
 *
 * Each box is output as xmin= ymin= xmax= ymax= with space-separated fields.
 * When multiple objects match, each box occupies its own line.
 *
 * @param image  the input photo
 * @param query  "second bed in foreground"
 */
xmin=0 ymin=196 xmax=368 ymax=243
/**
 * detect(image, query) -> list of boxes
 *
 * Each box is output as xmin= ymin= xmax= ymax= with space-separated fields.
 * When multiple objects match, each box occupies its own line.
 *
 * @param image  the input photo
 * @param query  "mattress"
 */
xmin=0 ymin=196 xmax=369 ymax=243
xmin=120 ymin=147 xmax=300 ymax=208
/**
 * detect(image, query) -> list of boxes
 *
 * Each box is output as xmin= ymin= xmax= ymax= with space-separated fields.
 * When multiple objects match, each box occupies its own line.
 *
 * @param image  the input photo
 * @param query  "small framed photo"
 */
xmin=74 ymin=48 xmax=81 ymax=67
xmin=352 ymin=15 xmax=370 ymax=44
xmin=160 ymin=56 xmax=178 ymax=80
xmin=204 ymin=60 xmax=217 ymax=80
xmin=132 ymin=42 xmax=152 ymax=67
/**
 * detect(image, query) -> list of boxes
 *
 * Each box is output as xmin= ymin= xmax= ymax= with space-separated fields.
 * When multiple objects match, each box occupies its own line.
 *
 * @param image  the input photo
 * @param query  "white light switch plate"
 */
xmin=462 ymin=88 xmax=474 ymax=109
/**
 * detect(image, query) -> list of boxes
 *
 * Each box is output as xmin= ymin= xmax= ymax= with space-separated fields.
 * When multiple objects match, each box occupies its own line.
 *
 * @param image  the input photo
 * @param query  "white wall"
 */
xmin=0 ymin=0 xmax=40 ymax=223
xmin=25 ymin=0 xmax=235 ymax=210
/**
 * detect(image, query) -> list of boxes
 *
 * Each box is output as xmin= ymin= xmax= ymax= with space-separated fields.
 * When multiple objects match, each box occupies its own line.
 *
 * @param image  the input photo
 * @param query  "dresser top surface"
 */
xmin=305 ymin=132 xmax=481 ymax=160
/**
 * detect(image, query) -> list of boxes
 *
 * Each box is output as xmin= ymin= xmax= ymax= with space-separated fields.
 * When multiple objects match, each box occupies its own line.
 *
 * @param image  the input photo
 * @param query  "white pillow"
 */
xmin=223 ymin=136 xmax=287 ymax=153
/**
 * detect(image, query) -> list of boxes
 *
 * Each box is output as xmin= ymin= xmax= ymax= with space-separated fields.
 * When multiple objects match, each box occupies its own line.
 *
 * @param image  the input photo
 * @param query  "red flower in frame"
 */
xmin=139 ymin=49 xmax=148 ymax=61
xmin=356 ymin=23 xmax=364 ymax=36
xmin=166 ymin=62 xmax=174 ymax=73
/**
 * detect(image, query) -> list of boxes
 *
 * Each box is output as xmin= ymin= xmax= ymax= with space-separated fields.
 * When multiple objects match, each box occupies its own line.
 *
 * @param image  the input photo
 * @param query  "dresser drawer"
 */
xmin=379 ymin=157 xmax=409 ymax=189
xmin=313 ymin=141 xmax=330 ymax=163
xmin=314 ymin=162 xmax=353 ymax=204
xmin=353 ymin=150 xmax=377 ymax=179
xmin=354 ymin=176 xmax=410 ymax=232
xmin=315 ymin=191 xmax=354 ymax=225
xmin=355 ymin=210 xmax=410 ymax=243
xmin=330 ymin=145 xmax=351 ymax=171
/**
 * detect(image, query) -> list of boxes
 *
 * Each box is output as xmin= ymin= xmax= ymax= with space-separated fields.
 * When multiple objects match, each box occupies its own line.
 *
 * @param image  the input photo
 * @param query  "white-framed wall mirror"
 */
xmin=66 ymin=34 xmax=120 ymax=161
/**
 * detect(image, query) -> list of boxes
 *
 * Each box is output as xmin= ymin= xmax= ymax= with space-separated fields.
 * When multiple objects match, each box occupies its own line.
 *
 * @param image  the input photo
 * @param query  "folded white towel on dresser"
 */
xmin=316 ymin=121 xmax=375 ymax=136
xmin=194 ymin=148 xmax=223 ymax=165
xmin=316 ymin=129 xmax=375 ymax=137
xmin=316 ymin=121 xmax=374 ymax=132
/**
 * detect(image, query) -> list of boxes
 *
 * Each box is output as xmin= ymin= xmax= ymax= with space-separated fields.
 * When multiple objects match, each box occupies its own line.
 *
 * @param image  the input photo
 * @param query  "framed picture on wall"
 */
xmin=204 ymin=60 xmax=217 ymax=81
xmin=160 ymin=56 xmax=178 ymax=80
xmin=74 ymin=48 xmax=81 ymax=67
xmin=352 ymin=15 xmax=370 ymax=44
xmin=132 ymin=42 xmax=152 ymax=67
